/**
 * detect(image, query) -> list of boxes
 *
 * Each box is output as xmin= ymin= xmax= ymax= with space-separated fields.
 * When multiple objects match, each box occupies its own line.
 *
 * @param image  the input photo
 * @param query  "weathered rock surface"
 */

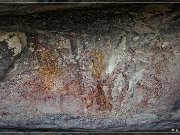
xmin=0 ymin=4 xmax=179 ymax=132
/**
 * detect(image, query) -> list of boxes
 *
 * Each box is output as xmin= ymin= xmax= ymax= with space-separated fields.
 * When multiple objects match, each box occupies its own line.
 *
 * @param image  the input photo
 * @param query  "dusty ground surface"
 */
xmin=0 ymin=3 xmax=179 ymax=132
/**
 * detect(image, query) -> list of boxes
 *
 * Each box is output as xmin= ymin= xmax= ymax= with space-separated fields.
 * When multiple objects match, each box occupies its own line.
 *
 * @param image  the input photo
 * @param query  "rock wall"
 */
xmin=0 ymin=4 xmax=179 ymax=131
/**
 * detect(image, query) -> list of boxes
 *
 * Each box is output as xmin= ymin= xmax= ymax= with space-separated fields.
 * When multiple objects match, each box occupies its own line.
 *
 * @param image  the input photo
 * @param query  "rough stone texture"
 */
xmin=0 ymin=4 xmax=179 ymax=132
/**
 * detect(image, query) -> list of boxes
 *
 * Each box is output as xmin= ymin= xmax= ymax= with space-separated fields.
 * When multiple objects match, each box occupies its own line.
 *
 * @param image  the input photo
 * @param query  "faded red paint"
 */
xmin=82 ymin=81 xmax=112 ymax=112
xmin=19 ymin=76 xmax=55 ymax=104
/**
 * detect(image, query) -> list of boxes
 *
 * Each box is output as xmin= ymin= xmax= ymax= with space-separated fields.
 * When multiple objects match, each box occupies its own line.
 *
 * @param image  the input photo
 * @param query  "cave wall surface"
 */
xmin=0 ymin=3 xmax=179 ymax=131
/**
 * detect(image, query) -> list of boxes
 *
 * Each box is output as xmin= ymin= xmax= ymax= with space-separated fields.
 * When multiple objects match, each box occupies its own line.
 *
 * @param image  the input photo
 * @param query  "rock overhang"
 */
xmin=0 ymin=3 xmax=179 ymax=132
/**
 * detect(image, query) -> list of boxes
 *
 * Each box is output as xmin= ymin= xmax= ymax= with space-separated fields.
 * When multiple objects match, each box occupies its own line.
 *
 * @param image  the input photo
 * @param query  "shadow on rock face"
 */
xmin=172 ymin=98 xmax=180 ymax=112
xmin=0 ymin=41 xmax=14 ymax=81
xmin=0 ymin=33 xmax=27 ymax=81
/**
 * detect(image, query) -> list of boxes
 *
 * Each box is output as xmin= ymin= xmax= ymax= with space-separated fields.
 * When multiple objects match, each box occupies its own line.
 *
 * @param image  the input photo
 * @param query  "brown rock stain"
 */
xmin=38 ymin=46 xmax=60 ymax=83
xmin=30 ymin=35 xmax=62 ymax=91
xmin=89 ymin=49 xmax=105 ymax=80
xmin=19 ymin=35 xmax=65 ymax=105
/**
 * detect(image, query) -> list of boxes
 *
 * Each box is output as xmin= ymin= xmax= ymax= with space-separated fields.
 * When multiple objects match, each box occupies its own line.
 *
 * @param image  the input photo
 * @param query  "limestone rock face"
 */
xmin=0 ymin=4 xmax=179 ymax=132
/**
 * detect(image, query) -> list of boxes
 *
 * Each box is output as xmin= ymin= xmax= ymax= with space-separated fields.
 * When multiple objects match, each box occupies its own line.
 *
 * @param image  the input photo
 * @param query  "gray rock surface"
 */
xmin=0 ymin=3 xmax=179 ymax=132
